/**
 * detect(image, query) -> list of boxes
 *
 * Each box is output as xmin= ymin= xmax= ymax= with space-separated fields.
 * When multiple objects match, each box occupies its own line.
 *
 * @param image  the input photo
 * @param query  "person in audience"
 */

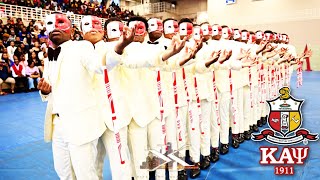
xmin=29 ymin=51 xmax=41 ymax=67
xmin=1 ymin=53 xmax=11 ymax=66
xmin=0 ymin=59 xmax=15 ymax=95
xmin=32 ymin=25 xmax=41 ymax=37
xmin=7 ymin=41 xmax=16 ymax=60
xmin=31 ymin=41 xmax=41 ymax=55
xmin=0 ymin=40 xmax=6 ymax=53
xmin=38 ymin=58 xmax=45 ymax=76
xmin=19 ymin=54 xmax=28 ymax=68
xmin=10 ymin=55 xmax=28 ymax=92
xmin=26 ymin=60 xmax=40 ymax=91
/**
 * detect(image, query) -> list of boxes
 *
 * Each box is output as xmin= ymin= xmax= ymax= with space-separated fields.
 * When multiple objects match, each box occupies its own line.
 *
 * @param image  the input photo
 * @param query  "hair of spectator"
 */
xmin=221 ymin=25 xmax=229 ymax=28
xmin=241 ymin=29 xmax=248 ymax=32
xmin=162 ymin=18 xmax=177 ymax=24
xmin=27 ymin=60 xmax=34 ymax=67
xmin=249 ymin=31 xmax=255 ymax=35
xmin=128 ymin=16 xmax=148 ymax=29
xmin=282 ymin=33 xmax=288 ymax=36
xmin=233 ymin=28 xmax=239 ymax=31
xmin=178 ymin=18 xmax=192 ymax=25
xmin=255 ymin=30 xmax=262 ymax=33
xmin=264 ymin=30 xmax=273 ymax=34
xmin=104 ymin=17 xmax=122 ymax=30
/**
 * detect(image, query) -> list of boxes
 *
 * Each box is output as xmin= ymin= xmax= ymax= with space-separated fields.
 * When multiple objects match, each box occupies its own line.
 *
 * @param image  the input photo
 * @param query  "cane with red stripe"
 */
xmin=104 ymin=69 xmax=125 ymax=164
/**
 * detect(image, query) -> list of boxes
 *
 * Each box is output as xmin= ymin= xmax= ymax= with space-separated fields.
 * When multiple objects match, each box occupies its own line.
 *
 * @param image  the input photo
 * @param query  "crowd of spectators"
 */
xmin=2 ymin=0 xmax=135 ymax=20
xmin=0 ymin=17 xmax=49 ymax=95
xmin=0 ymin=0 xmax=135 ymax=95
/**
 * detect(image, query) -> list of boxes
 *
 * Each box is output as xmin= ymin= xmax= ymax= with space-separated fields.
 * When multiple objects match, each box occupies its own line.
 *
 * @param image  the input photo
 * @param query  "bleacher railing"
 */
xmin=0 ymin=3 xmax=107 ymax=26
xmin=124 ymin=2 xmax=176 ymax=16
xmin=0 ymin=2 xmax=176 ymax=26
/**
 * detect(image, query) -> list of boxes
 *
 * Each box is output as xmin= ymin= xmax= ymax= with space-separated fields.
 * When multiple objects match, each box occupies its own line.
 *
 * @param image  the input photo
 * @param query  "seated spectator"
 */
xmin=27 ymin=21 xmax=34 ymax=33
xmin=38 ymin=58 xmax=45 ymax=76
xmin=31 ymin=41 xmax=41 ymax=55
xmin=38 ymin=30 xmax=48 ymax=40
xmin=19 ymin=27 xmax=29 ymax=40
xmin=7 ymin=41 xmax=16 ymax=60
xmin=8 ymin=29 xmax=16 ymax=42
xmin=26 ymin=34 xmax=32 ymax=45
xmin=14 ymin=46 xmax=23 ymax=59
xmin=31 ymin=25 xmax=40 ymax=37
xmin=0 ymin=40 xmax=6 ymax=53
xmin=1 ymin=52 xmax=11 ymax=66
xmin=26 ymin=60 xmax=40 ymax=91
xmin=19 ymin=54 xmax=28 ymax=68
xmin=0 ymin=59 xmax=15 ymax=95
xmin=29 ymin=51 xmax=41 ymax=67
xmin=14 ymin=36 xmax=22 ymax=46
xmin=10 ymin=55 xmax=28 ymax=92
xmin=2 ymin=33 xmax=10 ymax=47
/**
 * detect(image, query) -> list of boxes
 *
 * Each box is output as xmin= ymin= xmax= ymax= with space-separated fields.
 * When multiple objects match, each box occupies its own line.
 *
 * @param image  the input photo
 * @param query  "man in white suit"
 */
xmin=38 ymin=13 xmax=120 ymax=180
xmin=80 ymin=16 xmax=134 ymax=180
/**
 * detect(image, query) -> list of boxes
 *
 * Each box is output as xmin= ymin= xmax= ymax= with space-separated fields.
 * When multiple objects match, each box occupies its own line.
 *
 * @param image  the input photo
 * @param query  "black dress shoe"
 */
xmin=220 ymin=144 xmax=229 ymax=155
xmin=239 ymin=133 xmax=245 ymax=143
xmin=210 ymin=148 xmax=219 ymax=162
xmin=200 ymin=155 xmax=210 ymax=170
xmin=244 ymin=131 xmax=251 ymax=140
xmin=257 ymin=120 xmax=263 ymax=127
xmin=190 ymin=163 xmax=201 ymax=179
xmin=262 ymin=116 xmax=267 ymax=125
xmin=231 ymin=134 xmax=240 ymax=149
xmin=178 ymin=170 xmax=188 ymax=180
xmin=253 ymin=124 xmax=259 ymax=132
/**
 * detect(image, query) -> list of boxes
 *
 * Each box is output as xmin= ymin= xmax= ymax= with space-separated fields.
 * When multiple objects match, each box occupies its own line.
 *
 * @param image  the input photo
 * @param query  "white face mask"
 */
xmin=212 ymin=25 xmax=220 ymax=36
xmin=256 ymin=31 xmax=263 ymax=40
xmin=222 ymin=28 xmax=230 ymax=39
xmin=147 ymin=18 xmax=163 ymax=33
xmin=164 ymin=20 xmax=178 ymax=35
xmin=80 ymin=15 xmax=103 ymax=35
xmin=179 ymin=22 xmax=193 ymax=36
xmin=193 ymin=27 xmax=202 ymax=41
xmin=45 ymin=14 xmax=71 ymax=34
xmin=201 ymin=24 xmax=211 ymax=36
xmin=241 ymin=31 xmax=248 ymax=41
xmin=233 ymin=30 xmax=241 ymax=39
xmin=81 ymin=16 xmax=93 ymax=34
xmin=45 ymin=14 xmax=56 ymax=34
xmin=107 ymin=21 xmax=122 ymax=39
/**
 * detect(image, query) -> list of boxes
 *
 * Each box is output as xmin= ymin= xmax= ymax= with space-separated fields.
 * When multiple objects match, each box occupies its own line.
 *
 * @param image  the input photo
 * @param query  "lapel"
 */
xmin=52 ymin=40 xmax=71 ymax=86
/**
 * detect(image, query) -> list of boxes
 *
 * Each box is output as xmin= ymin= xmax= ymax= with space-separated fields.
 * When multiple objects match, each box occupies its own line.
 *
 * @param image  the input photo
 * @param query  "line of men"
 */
xmin=38 ymin=12 xmax=311 ymax=180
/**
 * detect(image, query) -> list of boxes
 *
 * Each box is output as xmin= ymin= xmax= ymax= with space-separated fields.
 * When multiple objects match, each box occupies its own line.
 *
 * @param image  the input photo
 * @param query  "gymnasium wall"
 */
xmin=207 ymin=0 xmax=320 ymax=70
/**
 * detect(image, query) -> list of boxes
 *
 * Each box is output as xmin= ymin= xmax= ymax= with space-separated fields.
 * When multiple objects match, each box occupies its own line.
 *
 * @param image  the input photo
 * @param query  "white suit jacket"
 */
xmin=40 ymin=40 xmax=118 ymax=145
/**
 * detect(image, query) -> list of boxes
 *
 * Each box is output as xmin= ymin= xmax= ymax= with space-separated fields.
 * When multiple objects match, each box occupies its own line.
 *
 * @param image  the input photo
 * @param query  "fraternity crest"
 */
xmin=252 ymin=87 xmax=318 ymax=145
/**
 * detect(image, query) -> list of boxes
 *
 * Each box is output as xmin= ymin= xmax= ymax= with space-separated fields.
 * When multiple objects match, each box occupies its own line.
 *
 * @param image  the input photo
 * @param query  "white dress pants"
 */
xmin=95 ymin=127 xmax=132 ymax=180
xmin=128 ymin=119 xmax=166 ymax=180
xmin=52 ymin=116 xmax=99 ymax=180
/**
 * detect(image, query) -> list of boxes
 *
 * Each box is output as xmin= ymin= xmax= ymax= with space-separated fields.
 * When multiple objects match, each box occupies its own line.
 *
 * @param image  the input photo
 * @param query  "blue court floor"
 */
xmin=0 ymin=71 xmax=320 ymax=180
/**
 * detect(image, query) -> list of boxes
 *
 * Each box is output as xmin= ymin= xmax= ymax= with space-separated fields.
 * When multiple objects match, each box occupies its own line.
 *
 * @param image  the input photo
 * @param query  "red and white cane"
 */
xmin=296 ymin=62 xmax=303 ymax=88
xmin=156 ymin=69 xmax=167 ymax=150
xmin=212 ymin=72 xmax=220 ymax=126
xmin=104 ymin=69 xmax=125 ymax=164
xmin=249 ymin=67 xmax=253 ymax=108
xmin=173 ymin=71 xmax=182 ymax=142
xmin=194 ymin=76 xmax=204 ymax=134
xmin=229 ymin=69 xmax=236 ymax=125
xmin=182 ymin=68 xmax=195 ymax=131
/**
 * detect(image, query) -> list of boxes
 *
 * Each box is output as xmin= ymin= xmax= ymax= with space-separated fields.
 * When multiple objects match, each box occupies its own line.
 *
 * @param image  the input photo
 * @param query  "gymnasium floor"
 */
xmin=0 ymin=71 xmax=319 ymax=180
